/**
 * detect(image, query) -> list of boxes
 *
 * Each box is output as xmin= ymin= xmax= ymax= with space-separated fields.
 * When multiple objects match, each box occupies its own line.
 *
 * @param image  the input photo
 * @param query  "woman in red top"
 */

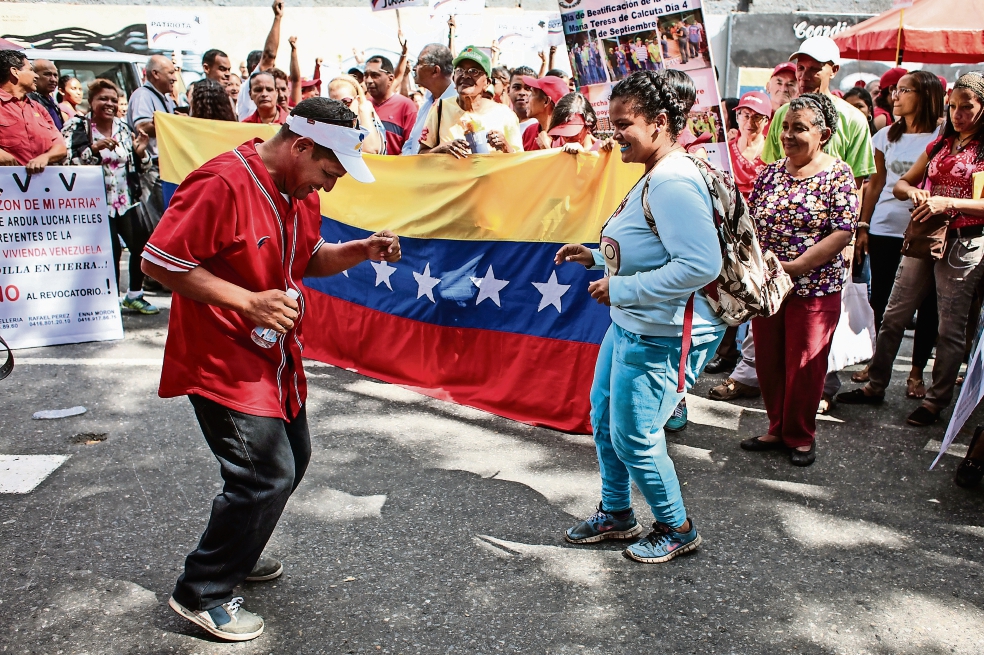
xmin=837 ymin=72 xmax=984 ymax=428
xmin=727 ymin=91 xmax=770 ymax=199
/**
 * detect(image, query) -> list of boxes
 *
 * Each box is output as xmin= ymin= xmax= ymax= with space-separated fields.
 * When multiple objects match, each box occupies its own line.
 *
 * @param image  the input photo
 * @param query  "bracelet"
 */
xmin=857 ymin=222 xmax=870 ymax=229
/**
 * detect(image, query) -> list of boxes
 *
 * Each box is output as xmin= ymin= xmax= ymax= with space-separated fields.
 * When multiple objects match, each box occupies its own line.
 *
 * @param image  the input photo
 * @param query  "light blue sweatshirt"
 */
xmin=592 ymin=151 xmax=725 ymax=338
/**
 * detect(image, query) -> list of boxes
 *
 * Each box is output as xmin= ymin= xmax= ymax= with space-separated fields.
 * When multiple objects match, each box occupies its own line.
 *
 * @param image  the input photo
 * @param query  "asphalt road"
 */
xmin=2 ymin=292 xmax=984 ymax=655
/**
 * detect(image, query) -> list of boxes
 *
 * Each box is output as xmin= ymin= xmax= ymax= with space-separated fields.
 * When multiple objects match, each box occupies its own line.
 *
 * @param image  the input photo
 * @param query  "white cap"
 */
xmin=284 ymin=114 xmax=375 ymax=184
xmin=790 ymin=36 xmax=841 ymax=67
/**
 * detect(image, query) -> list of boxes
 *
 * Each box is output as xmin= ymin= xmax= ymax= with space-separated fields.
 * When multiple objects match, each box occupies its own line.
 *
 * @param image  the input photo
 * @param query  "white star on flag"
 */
xmin=371 ymin=260 xmax=396 ymax=290
xmin=470 ymin=265 xmax=510 ymax=307
xmin=337 ymin=240 xmax=349 ymax=277
xmin=413 ymin=263 xmax=441 ymax=303
xmin=531 ymin=271 xmax=571 ymax=313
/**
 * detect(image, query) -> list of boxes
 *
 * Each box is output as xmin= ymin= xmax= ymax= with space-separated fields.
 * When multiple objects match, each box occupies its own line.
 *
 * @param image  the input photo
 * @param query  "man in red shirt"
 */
xmin=0 ymin=50 xmax=66 ymax=172
xmin=364 ymin=55 xmax=418 ymax=154
xmin=141 ymin=98 xmax=400 ymax=642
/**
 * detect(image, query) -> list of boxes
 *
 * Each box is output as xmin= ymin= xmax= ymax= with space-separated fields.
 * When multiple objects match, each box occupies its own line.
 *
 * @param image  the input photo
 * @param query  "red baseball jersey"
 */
xmin=143 ymin=139 xmax=326 ymax=419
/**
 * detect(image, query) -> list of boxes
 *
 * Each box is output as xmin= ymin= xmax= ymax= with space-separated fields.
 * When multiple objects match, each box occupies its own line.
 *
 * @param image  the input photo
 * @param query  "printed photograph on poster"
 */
xmin=602 ymin=32 xmax=664 ymax=81
xmin=687 ymin=66 xmax=719 ymax=110
xmin=567 ymin=31 xmax=609 ymax=89
xmin=686 ymin=105 xmax=725 ymax=147
xmin=656 ymin=10 xmax=709 ymax=71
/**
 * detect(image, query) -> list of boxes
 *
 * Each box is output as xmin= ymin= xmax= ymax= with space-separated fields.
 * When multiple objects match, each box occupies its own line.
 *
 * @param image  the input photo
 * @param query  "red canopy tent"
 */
xmin=832 ymin=0 xmax=984 ymax=64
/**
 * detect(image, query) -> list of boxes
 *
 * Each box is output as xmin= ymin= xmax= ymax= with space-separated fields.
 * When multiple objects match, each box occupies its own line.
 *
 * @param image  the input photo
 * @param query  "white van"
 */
xmin=23 ymin=49 xmax=147 ymax=111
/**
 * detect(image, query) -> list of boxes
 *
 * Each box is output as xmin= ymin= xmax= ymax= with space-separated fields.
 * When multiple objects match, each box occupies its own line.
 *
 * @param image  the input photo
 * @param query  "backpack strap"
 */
xmin=0 ymin=333 xmax=13 ymax=381
xmin=640 ymin=169 xmax=658 ymax=237
xmin=678 ymin=293 xmax=695 ymax=393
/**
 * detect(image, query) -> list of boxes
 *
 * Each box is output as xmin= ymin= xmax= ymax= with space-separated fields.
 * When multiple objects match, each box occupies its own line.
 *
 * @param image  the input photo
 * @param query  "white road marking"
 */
xmin=0 ymin=455 xmax=70 ymax=493
xmin=925 ymin=439 xmax=968 ymax=459
xmin=750 ymin=477 xmax=835 ymax=500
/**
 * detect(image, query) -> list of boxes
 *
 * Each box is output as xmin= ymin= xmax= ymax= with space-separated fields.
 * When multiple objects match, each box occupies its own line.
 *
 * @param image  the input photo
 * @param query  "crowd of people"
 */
xmin=2 ymin=4 xmax=984 ymax=643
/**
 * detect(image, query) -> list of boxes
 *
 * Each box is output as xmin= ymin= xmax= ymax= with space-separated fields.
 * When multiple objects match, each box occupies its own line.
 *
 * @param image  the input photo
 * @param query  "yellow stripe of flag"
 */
xmin=155 ymin=112 xmax=644 ymax=243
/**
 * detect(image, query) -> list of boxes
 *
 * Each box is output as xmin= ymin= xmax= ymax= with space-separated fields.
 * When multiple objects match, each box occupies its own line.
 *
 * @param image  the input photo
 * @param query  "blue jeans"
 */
xmin=590 ymin=323 xmax=724 ymax=527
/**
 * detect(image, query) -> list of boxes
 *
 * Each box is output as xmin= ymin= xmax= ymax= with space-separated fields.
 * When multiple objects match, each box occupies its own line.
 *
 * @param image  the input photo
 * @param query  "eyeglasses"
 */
xmin=339 ymin=97 xmax=355 ymax=107
xmin=892 ymin=87 xmax=916 ymax=96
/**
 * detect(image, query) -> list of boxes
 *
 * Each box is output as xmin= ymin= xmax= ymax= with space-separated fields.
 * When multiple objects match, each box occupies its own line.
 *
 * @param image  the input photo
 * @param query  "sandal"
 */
xmin=851 ymin=365 xmax=870 ymax=383
xmin=956 ymin=426 xmax=984 ymax=488
xmin=906 ymin=377 xmax=926 ymax=399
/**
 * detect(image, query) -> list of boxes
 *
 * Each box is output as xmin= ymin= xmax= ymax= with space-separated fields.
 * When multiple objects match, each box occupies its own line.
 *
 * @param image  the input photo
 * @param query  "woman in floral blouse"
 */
xmin=739 ymin=93 xmax=859 ymax=467
xmin=62 ymin=78 xmax=158 ymax=315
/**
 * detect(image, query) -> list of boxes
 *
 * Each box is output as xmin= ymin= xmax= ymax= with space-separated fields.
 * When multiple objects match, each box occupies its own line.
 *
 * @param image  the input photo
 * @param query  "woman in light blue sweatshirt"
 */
xmin=555 ymin=70 xmax=725 ymax=564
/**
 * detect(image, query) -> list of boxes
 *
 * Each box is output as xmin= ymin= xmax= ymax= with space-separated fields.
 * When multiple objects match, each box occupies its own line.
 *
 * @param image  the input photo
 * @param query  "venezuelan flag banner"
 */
xmin=157 ymin=113 xmax=643 ymax=432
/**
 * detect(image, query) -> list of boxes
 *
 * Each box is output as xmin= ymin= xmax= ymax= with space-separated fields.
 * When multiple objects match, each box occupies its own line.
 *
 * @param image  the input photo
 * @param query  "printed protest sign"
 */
xmin=558 ymin=0 xmax=731 ymax=172
xmin=372 ymin=0 xmax=429 ymax=11
xmin=0 ymin=167 xmax=123 ymax=349
xmin=145 ymin=8 xmax=210 ymax=52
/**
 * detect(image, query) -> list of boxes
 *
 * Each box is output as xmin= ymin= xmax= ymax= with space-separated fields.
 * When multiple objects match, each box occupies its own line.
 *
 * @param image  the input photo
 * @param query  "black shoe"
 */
xmin=704 ymin=356 xmax=737 ymax=375
xmin=906 ymin=405 xmax=940 ymax=427
xmin=955 ymin=426 xmax=984 ymax=488
xmin=740 ymin=436 xmax=786 ymax=452
xmin=835 ymin=388 xmax=884 ymax=405
xmin=790 ymin=442 xmax=816 ymax=467
xmin=245 ymin=554 xmax=283 ymax=582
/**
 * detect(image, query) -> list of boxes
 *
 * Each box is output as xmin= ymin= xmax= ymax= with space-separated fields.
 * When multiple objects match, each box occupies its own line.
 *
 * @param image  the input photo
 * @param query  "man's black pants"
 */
xmin=172 ymin=395 xmax=311 ymax=611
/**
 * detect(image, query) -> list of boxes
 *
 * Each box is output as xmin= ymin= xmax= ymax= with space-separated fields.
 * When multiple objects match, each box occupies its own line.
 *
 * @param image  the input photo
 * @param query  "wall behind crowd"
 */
xmin=0 ymin=2 xmax=572 ymax=82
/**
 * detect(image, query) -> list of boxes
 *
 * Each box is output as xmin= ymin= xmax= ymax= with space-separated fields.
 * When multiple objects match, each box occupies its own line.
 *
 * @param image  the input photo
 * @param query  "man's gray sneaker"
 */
xmin=565 ymin=502 xmax=645 ymax=544
xmin=169 ymin=596 xmax=264 ymax=642
xmin=245 ymin=554 xmax=283 ymax=582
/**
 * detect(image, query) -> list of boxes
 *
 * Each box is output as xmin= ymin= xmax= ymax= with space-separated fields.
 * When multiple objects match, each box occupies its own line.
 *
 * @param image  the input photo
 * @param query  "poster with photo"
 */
xmin=557 ymin=0 xmax=731 ymax=171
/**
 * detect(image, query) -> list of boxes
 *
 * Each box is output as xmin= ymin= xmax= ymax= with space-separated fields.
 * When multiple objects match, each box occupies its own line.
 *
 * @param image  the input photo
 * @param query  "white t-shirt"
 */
xmin=869 ymin=127 xmax=938 ymax=237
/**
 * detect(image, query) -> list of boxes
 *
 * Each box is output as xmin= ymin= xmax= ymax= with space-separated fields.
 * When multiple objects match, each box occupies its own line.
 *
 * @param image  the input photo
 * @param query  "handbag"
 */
xmin=901 ymin=164 xmax=949 ymax=260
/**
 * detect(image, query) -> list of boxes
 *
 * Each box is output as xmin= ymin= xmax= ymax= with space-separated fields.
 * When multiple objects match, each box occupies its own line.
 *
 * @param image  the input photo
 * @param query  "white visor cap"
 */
xmin=285 ymin=114 xmax=375 ymax=184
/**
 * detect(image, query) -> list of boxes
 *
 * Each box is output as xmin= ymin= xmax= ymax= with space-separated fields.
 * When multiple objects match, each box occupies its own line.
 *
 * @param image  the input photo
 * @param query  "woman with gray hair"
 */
xmin=739 ymin=93 xmax=859 ymax=467
xmin=838 ymin=72 xmax=984 ymax=431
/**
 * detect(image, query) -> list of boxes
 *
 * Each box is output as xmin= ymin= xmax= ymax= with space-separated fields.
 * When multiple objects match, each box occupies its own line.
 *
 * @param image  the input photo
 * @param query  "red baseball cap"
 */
xmin=548 ymin=114 xmax=587 ymax=138
xmin=300 ymin=77 xmax=322 ymax=89
xmin=879 ymin=67 xmax=907 ymax=89
xmin=735 ymin=91 xmax=772 ymax=118
xmin=523 ymin=75 xmax=568 ymax=105
xmin=771 ymin=62 xmax=796 ymax=78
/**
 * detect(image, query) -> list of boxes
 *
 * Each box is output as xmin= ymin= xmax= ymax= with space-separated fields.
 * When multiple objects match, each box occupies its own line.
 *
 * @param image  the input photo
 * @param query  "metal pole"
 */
xmin=895 ymin=8 xmax=905 ymax=65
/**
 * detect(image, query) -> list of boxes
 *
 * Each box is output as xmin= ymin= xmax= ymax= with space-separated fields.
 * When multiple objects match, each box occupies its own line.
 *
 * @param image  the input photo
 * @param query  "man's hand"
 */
xmin=487 ymin=130 xmax=508 ymax=152
xmin=244 ymin=289 xmax=299 ymax=334
xmin=398 ymin=30 xmax=408 ymax=55
xmin=365 ymin=230 xmax=401 ymax=262
xmin=0 ymin=148 xmax=21 ymax=166
xmin=24 ymin=154 xmax=51 ymax=174
xmin=554 ymin=243 xmax=594 ymax=267
xmin=316 ymin=57 xmax=323 ymax=67
xmin=854 ymin=229 xmax=868 ymax=264
xmin=272 ymin=0 xmax=284 ymax=17
xmin=538 ymin=50 xmax=547 ymax=63
xmin=289 ymin=36 xmax=298 ymax=49
xmin=431 ymin=139 xmax=470 ymax=159
xmin=588 ymin=277 xmax=610 ymax=306
xmin=911 ymin=195 xmax=953 ymax=223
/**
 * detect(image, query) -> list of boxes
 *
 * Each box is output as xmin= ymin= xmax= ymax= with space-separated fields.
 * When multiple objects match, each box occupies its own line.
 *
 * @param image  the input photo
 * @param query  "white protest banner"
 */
xmin=0 ymin=166 xmax=123 ymax=350
xmin=372 ymin=0 xmax=429 ymax=11
xmin=934 ymin=308 xmax=984 ymax=468
xmin=145 ymin=9 xmax=210 ymax=52
xmin=545 ymin=13 xmax=566 ymax=47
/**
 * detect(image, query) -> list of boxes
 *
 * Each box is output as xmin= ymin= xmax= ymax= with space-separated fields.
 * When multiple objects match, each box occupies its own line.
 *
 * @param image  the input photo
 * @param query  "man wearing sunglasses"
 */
xmin=403 ymin=43 xmax=456 ymax=155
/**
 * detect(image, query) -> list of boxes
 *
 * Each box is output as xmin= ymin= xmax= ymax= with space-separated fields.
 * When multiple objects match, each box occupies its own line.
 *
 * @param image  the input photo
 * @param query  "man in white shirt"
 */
xmin=403 ymin=44 xmax=456 ymax=155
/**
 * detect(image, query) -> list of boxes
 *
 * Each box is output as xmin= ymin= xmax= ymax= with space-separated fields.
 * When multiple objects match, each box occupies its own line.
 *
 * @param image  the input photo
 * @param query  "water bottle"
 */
xmin=251 ymin=288 xmax=300 ymax=349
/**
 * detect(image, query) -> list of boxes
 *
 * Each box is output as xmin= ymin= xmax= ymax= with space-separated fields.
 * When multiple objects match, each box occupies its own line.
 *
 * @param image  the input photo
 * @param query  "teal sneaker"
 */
xmin=665 ymin=401 xmax=687 ymax=432
xmin=565 ymin=502 xmax=645 ymax=544
xmin=168 ymin=596 xmax=264 ymax=642
xmin=623 ymin=520 xmax=701 ymax=564
xmin=121 ymin=295 xmax=160 ymax=315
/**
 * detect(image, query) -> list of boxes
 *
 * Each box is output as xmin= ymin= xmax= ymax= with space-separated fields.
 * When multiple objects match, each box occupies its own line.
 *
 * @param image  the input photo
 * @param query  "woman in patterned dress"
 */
xmin=62 ymin=78 xmax=157 ymax=314
xmin=739 ymin=93 xmax=859 ymax=467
